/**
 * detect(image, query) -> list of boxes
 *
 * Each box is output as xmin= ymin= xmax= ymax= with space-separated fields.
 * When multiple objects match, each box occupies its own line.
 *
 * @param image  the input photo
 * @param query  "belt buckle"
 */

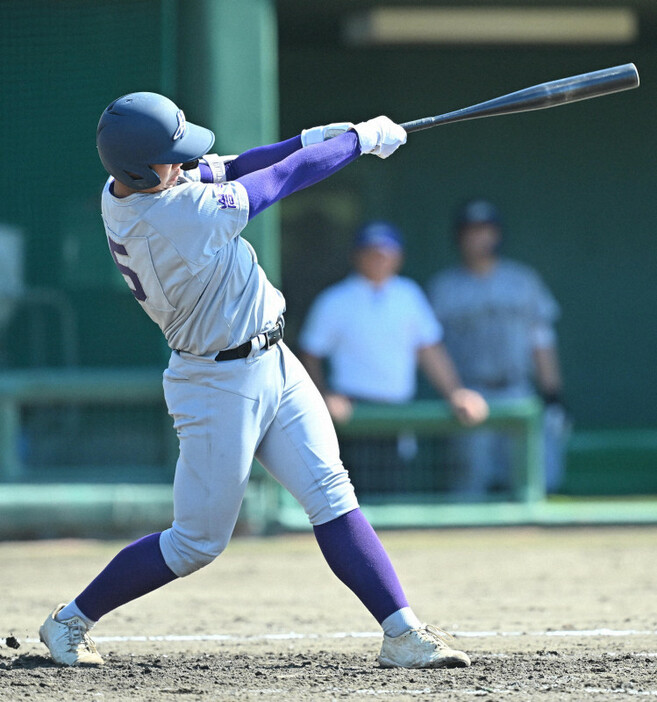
xmin=265 ymin=319 xmax=284 ymax=350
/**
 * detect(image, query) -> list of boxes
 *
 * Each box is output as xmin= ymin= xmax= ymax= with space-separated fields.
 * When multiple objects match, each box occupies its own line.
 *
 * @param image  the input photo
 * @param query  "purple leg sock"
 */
xmin=75 ymin=533 xmax=177 ymax=622
xmin=313 ymin=508 xmax=409 ymax=624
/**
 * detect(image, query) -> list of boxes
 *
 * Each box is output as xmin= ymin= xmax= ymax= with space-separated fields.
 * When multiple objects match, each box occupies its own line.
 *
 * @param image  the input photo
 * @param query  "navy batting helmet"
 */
xmin=96 ymin=92 xmax=215 ymax=191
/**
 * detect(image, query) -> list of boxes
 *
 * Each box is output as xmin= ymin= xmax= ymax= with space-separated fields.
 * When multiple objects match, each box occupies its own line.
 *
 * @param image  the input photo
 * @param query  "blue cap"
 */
xmin=353 ymin=221 xmax=404 ymax=252
xmin=455 ymin=200 xmax=501 ymax=231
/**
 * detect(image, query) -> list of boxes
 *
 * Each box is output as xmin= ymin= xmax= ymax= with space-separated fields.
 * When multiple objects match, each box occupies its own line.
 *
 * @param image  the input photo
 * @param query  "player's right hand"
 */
xmin=324 ymin=393 xmax=354 ymax=423
xmin=352 ymin=116 xmax=407 ymax=159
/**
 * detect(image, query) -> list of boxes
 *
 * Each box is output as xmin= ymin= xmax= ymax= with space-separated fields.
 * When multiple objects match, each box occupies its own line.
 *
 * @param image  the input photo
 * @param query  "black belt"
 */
xmin=215 ymin=319 xmax=284 ymax=361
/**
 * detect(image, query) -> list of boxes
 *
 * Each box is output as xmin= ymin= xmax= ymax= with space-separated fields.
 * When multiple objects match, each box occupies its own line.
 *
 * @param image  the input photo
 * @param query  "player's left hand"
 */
xmin=352 ymin=116 xmax=407 ymax=159
xmin=301 ymin=122 xmax=354 ymax=147
xmin=447 ymin=388 xmax=489 ymax=426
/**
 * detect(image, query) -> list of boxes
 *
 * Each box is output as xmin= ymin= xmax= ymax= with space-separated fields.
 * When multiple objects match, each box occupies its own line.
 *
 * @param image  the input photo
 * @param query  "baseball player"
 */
xmin=427 ymin=199 xmax=567 ymax=496
xmin=39 ymin=93 xmax=471 ymax=669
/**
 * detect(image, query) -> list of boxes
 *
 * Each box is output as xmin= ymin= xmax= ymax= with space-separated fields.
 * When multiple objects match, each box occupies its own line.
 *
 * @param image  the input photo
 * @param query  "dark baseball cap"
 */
xmin=353 ymin=221 xmax=404 ymax=252
xmin=454 ymin=200 xmax=501 ymax=230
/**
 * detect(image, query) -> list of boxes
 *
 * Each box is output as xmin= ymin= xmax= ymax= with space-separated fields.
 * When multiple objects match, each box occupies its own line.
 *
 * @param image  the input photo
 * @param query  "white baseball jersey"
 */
xmin=101 ymin=176 xmax=286 ymax=356
xmin=299 ymin=274 xmax=443 ymax=403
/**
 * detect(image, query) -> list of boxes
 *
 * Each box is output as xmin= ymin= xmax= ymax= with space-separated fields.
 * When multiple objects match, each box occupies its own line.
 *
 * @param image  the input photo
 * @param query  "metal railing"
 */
xmin=0 ymin=368 xmax=168 ymax=482
xmin=0 ymin=369 xmax=656 ymax=536
xmin=0 ymin=370 xmax=543 ymax=493
xmin=0 ymin=369 xmax=543 ymax=534
xmin=336 ymin=397 xmax=546 ymax=502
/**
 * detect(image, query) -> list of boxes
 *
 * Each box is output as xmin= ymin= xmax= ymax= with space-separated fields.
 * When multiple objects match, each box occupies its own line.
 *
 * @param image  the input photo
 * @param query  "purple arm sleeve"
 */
xmin=237 ymin=131 xmax=361 ymax=220
xmin=226 ymin=136 xmax=303 ymax=180
xmin=198 ymin=163 xmax=213 ymax=182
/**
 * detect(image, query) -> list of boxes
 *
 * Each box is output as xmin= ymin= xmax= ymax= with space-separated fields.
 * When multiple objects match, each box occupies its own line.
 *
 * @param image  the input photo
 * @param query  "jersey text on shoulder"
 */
xmin=213 ymin=185 xmax=237 ymax=210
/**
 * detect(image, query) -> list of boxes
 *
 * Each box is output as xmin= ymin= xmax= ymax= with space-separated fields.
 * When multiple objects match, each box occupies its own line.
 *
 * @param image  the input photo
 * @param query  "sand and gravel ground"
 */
xmin=1 ymin=526 xmax=655 ymax=700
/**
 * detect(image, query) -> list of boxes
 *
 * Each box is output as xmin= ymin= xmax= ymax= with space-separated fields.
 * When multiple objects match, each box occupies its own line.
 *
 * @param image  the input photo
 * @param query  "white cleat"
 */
xmin=378 ymin=624 xmax=471 ymax=669
xmin=39 ymin=603 xmax=104 ymax=666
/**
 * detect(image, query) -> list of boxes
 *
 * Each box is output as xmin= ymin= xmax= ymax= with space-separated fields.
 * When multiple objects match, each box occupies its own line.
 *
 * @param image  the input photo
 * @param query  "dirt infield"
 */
xmin=1 ymin=526 xmax=655 ymax=700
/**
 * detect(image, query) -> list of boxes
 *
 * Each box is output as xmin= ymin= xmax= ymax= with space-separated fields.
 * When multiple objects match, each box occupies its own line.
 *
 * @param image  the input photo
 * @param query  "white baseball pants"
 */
xmin=159 ymin=342 xmax=358 ymax=577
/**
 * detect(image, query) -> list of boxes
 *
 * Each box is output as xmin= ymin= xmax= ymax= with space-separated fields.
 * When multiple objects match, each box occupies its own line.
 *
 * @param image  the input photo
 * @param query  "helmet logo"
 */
xmin=173 ymin=110 xmax=187 ymax=141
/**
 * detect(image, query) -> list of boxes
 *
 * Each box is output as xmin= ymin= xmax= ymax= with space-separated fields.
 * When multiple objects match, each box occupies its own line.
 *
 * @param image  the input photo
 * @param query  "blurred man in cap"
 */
xmin=427 ymin=200 xmax=568 ymax=497
xmin=299 ymin=220 xmax=488 ymax=492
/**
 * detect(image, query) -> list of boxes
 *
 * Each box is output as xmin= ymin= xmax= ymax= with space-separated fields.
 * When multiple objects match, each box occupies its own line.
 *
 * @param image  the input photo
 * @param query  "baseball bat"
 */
xmin=400 ymin=63 xmax=639 ymax=133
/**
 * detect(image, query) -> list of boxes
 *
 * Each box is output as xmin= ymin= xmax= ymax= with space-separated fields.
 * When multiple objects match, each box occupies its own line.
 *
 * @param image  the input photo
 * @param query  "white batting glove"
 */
xmin=352 ymin=116 xmax=407 ymax=159
xmin=300 ymin=122 xmax=354 ymax=147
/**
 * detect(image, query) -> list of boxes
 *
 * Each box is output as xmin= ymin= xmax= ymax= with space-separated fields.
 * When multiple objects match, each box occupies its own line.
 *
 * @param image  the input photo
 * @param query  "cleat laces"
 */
xmin=417 ymin=625 xmax=455 ymax=648
xmin=66 ymin=620 xmax=98 ymax=656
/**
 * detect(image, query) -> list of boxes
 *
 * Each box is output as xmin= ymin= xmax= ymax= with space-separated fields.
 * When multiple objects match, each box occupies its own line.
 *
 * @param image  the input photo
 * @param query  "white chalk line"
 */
xmin=243 ymin=689 xmax=657 ymax=698
xmin=324 ymin=690 xmax=657 ymax=698
xmin=23 ymin=628 xmax=657 ymax=645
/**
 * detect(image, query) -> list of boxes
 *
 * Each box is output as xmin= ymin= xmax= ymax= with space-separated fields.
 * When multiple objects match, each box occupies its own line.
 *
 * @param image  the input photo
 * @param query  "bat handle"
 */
xmin=400 ymin=117 xmax=441 ymax=133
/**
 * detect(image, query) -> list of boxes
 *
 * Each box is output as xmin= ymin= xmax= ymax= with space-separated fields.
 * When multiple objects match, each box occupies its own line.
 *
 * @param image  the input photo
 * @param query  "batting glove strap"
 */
xmin=353 ymin=116 xmax=407 ymax=159
xmin=181 ymin=154 xmax=237 ymax=184
xmin=301 ymin=122 xmax=354 ymax=147
xmin=202 ymin=153 xmax=238 ymax=183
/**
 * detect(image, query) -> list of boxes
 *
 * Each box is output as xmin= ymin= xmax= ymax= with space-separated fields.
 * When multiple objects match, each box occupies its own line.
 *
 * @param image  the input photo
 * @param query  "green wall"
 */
xmin=1 ymin=1 xmax=656 ymax=432
xmin=2 ymin=1 xmax=176 ymax=366
xmin=278 ymin=44 xmax=657 ymax=430
xmin=1 ymin=0 xmax=278 ymax=368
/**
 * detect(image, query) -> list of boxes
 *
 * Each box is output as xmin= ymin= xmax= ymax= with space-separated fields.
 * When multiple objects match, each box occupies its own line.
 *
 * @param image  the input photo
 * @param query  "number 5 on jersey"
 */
xmin=108 ymin=237 xmax=147 ymax=301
